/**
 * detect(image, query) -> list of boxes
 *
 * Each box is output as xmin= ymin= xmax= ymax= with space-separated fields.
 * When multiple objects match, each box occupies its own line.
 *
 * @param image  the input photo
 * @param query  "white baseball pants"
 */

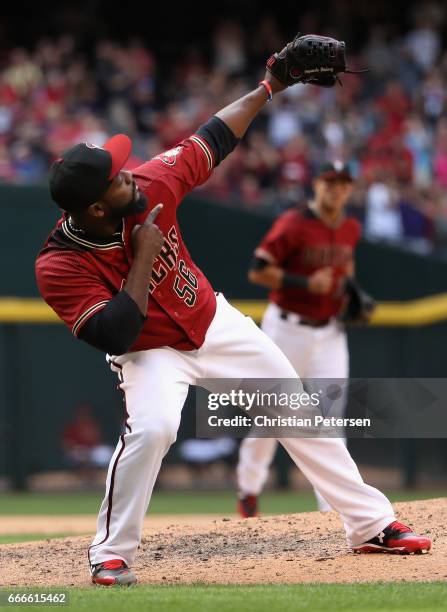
xmin=88 ymin=294 xmax=394 ymax=567
xmin=237 ymin=302 xmax=349 ymax=510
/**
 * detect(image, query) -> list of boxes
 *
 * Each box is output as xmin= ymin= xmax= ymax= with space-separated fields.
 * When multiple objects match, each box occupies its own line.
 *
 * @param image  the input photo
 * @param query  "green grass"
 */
xmin=386 ymin=489 xmax=446 ymax=503
xmin=0 ymin=490 xmax=315 ymax=515
xmin=1 ymin=583 xmax=447 ymax=612
xmin=0 ymin=532 xmax=77 ymax=544
xmin=0 ymin=489 xmax=445 ymax=516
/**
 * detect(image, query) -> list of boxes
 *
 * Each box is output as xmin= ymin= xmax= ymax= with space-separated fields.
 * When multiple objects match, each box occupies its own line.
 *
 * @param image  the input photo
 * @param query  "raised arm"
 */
xmin=190 ymin=42 xmax=292 ymax=174
xmin=215 ymin=76 xmax=285 ymax=139
xmin=153 ymin=34 xmax=351 ymax=198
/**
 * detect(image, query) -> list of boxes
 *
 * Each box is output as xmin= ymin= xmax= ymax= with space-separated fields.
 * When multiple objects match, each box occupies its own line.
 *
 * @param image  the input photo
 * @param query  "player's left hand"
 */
xmin=338 ymin=279 xmax=376 ymax=324
xmin=265 ymin=33 xmax=368 ymax=88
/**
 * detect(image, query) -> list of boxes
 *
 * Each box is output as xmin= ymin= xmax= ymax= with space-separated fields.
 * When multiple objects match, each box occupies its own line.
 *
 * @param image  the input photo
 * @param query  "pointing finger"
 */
xmin=131 ymin=224 xmax=141 ymax=237
xmin=145 ymin=203 xmax=164 ymax=225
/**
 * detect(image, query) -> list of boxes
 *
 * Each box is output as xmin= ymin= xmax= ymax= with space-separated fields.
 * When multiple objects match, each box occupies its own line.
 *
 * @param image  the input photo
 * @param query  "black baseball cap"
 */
xmin=316 ymin=161 xmax=353 ymax=182
xmin=49 ymin=134 xmax=132 ymax=212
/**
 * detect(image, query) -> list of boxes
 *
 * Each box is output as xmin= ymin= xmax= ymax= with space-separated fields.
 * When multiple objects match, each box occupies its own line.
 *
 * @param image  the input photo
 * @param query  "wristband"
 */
xmin=250 ymin=256 xmax=269 ymax=271
xmin=259 ymin=79 xmax=273 ymax=102
xmin=282 ymin=272 xmax=309 ymax=289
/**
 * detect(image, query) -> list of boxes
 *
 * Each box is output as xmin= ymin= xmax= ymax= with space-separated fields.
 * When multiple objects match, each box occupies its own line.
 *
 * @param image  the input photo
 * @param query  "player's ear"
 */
xmin=88 ymin=201 xmax=106 ymax=218
xmin=313 ymin=178 xmax=322 ymax=194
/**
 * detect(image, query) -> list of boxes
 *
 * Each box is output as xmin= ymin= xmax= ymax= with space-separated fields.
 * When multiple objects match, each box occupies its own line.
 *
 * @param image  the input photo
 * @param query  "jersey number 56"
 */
xmin=173 ymin=260 xmax=198 ymax=307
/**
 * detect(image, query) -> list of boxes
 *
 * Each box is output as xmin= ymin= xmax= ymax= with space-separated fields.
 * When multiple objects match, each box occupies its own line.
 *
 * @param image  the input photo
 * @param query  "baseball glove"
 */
xmin=338 ymin=279 xmax=376 ymax=325
xmin=266 ymin=33 xmax=367 ymax=87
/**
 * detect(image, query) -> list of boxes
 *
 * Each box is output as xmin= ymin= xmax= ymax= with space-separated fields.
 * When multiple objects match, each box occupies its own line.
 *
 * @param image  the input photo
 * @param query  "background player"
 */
xmin=35 ymin=35 xmax=430 ymax=586
xmin=237 ymin=162 xmax=362 ymax=517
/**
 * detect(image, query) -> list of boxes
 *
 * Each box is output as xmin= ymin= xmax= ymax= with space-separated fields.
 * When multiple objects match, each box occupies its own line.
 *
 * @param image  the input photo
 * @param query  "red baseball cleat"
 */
xmin=352 ymin=521 xmax=431 ymax=555
xmin=238 ymin=494 xmax=258 ymax=518
xmin=91 ymin=559 xmax=137 ymax=586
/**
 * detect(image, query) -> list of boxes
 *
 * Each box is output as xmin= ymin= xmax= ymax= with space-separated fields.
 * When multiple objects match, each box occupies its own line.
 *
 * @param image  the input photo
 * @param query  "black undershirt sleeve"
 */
xmin=196 ymin=116 xmax=240 ymax=166
xmin=78 ymin=290 xmax=146 ymax=355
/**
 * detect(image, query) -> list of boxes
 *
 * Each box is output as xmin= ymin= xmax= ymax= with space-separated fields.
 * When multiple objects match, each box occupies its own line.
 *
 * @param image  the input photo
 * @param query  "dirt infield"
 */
xmin=1 ymin=499 xmax=445 ymax=587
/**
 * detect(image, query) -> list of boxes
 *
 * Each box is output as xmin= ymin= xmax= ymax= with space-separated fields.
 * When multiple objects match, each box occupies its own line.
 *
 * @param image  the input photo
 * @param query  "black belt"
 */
xmin=280 ymin=310 xmax=330 ymax=328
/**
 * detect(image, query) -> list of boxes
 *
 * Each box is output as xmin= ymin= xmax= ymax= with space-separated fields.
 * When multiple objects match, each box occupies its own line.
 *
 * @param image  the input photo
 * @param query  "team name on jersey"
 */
xmin=148 ymin=225 xmax=199 ymax=307
xmin=302 ymin=244 xmax=353 ymax=268
xmin=149 ymin=226 xmax=180 ymax=291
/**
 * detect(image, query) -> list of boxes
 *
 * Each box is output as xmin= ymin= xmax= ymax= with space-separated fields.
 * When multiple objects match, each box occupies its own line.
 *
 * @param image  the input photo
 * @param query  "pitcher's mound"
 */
xmin=2 ymin=498 xmax=445 ymax=587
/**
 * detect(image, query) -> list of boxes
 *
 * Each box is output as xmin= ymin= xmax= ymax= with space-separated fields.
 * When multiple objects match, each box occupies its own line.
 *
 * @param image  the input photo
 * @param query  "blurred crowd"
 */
xmin=2 ymin=3 xmax=447 ymax=253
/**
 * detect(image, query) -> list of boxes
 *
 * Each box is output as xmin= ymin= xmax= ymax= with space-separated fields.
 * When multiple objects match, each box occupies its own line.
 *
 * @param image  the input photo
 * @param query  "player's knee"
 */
xmin=137 ymin=417 xmax=179 ymax=448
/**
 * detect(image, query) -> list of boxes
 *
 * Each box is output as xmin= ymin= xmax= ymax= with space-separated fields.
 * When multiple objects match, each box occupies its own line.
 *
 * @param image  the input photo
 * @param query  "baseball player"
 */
xmin=35 ymin=35 xmax=430 ymax=587
xmin=237 ymin=162 xmax=363 ymax=517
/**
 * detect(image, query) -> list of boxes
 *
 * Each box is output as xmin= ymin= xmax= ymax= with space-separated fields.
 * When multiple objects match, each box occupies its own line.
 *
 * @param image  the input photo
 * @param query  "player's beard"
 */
xmin=117 ymin=183 xmax=148 ymax=219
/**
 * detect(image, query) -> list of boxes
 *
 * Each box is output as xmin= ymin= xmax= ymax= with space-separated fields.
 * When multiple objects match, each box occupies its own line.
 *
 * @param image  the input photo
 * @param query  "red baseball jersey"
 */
xmin=256 ymin=207 xmax=361 ymax=320
xmin=36 ymin=134 xmax=218 ymax=352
